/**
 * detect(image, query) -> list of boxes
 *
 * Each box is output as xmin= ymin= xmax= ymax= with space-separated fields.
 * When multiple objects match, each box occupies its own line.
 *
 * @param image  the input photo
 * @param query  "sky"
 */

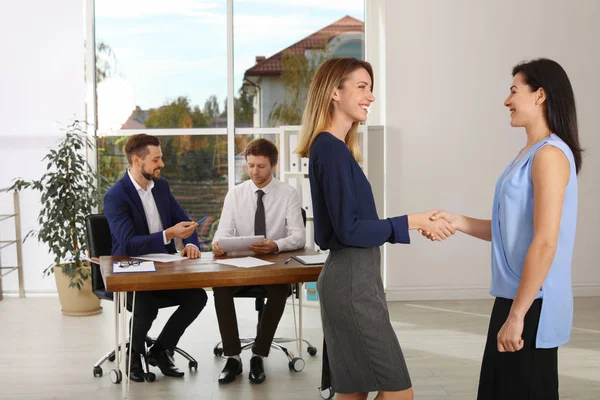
xmin=95 ymin=0 xmax=364 ymax=114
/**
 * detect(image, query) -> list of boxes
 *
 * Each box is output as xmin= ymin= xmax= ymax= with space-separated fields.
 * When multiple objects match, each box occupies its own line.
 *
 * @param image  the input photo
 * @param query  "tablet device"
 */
xmin=218 ymin=235 xmax=265 ymax=252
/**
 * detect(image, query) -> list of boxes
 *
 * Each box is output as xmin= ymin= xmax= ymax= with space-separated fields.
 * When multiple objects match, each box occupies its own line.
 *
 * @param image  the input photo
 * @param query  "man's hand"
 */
xmin=497 ymin=314 xmax=525 ymax=352
xmin=418 ymin=210 xmax=463 ymax=241
xmin=409 ymin=211 xmax=456 ymax=241
xmin=165 ymin=221 xmax=198 ymax=241
xmin=212 ymin=240 xmax=225 ymax=257
xmin=248 ymin=239 xmax=279 ymax=254
xmin=181 ymin=245 xmax=200 ymax=259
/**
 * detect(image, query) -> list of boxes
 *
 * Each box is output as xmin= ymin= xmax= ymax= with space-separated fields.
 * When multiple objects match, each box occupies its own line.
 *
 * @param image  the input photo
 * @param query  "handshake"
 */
xmin=411 ymin=210 xmax=462 ymax=241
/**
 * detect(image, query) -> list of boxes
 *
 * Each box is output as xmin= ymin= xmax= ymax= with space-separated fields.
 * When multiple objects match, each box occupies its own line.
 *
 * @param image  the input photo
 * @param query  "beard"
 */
xmin=141 ymin=166 xmax=159 ymax=181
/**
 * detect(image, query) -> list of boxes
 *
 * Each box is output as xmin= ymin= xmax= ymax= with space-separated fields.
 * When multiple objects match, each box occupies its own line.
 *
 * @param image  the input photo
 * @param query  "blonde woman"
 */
xmin=296 ymin=58 xmax=454 ymax=400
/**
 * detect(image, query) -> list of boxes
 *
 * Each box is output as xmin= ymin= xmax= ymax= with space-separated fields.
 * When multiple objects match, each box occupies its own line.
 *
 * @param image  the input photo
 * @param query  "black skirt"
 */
xmin=477 ymin=297 xmax=558 ymax=400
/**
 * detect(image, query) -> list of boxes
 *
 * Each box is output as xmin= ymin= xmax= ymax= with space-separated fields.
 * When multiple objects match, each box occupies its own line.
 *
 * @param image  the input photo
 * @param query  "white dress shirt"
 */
xmin=212 ymin=178 xmax=306 ymax=252
xmin=127 ymin=170 xmax=197 ymax=249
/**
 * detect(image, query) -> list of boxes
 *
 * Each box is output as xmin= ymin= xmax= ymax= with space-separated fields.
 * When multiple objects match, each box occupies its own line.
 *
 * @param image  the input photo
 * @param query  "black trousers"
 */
xmin=213 ymin=284 xmax=289 ymax=357
xmin=477 ymin=297 xmax=559 ymax=400
xmin=127 ymin=288 xmax=207 ymax=355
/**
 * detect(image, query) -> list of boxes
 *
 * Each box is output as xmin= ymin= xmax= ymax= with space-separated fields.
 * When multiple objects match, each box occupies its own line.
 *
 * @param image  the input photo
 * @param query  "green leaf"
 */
xmin=12 ymin=120 xmax=99 ymax=290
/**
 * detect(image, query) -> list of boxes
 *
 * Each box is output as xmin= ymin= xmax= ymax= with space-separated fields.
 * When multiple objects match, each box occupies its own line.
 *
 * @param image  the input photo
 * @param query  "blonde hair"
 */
xmin=296 ymin=58 xmax=374 ymax=162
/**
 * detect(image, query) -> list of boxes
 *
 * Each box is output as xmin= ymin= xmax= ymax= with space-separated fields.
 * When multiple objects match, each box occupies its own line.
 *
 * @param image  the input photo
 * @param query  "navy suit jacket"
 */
xmin=104 ymin=174 xmax=200 ymax=256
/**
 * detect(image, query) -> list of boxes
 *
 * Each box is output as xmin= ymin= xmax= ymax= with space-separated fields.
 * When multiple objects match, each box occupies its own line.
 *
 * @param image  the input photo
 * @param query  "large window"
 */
xmin=234 ymin=1 xmax=365 ymax=128
xmin=231 ymin=0 xmax=364 ymax=181
xmin=92 ymin=0 xmax=364 ymax=249
xmin=94 ymin=0 xmax=228 ymax=132
xmin=94 ymin=1 xmax=229 ymax=250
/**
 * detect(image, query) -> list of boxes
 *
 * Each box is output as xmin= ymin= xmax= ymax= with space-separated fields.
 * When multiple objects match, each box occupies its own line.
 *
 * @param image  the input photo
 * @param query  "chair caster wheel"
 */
xmin=319 ymin=387 xmax=334 ymax=399
xmin=213 ymin=347 xmax=223 ymax=357
xmin=108 ymin=354 xmax=116 ymax=362
xmin=93 ymin=366 xmax=103 ymax=377
xmin=144 ymin=372 xmax=156 ymax=382
xmin=307 ymin=346 xmax=318 ymax=356
xmin=109 ymin=369 xmax=122 ymax=384
xmin=288 ymin=357 xmax=305 ymax=372
xmin=189 ymin=360 xmax=198 ymax=370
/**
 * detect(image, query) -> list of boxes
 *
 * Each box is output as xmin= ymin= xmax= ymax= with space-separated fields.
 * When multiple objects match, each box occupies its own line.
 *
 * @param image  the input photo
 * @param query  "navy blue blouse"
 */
xmin=308 ymin=131 xmax=410 ymax=250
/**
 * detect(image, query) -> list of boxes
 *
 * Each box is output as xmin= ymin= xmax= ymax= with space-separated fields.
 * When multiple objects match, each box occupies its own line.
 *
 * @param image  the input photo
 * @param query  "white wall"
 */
xmin=382 ymin=0 xmax=600 ymax=300
xmin=0 ymin=0 xmax=86 ymax=294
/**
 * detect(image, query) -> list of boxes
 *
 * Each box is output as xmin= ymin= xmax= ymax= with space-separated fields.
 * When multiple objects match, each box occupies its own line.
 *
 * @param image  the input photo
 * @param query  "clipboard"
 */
xmin=291 ymin=254 xmax=328 ymax=265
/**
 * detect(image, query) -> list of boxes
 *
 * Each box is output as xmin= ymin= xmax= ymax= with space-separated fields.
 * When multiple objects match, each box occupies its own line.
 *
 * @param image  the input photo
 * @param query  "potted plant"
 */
xmin=12 ymin=121 xmax=109 ymax=316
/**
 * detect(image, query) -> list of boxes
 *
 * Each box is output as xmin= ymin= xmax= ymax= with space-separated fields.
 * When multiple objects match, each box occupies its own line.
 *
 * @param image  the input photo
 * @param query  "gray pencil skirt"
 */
xmin=317 ymin=247 xmax=412 ymax=393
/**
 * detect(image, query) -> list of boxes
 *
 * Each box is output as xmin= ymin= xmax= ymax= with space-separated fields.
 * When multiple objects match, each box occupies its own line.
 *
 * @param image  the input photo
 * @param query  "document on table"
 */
xmin=112 ymin=261 xmax=156 ymax=274
xmin=133 ymin=253 xmax=188 ymax=263
xmin=214 ymin=257 xmax=274 ymax=268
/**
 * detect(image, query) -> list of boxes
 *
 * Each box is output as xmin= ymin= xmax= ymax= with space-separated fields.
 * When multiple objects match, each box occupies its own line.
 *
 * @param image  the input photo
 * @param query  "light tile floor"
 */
xmin=0 ymin=295 xmax=598 ymax=399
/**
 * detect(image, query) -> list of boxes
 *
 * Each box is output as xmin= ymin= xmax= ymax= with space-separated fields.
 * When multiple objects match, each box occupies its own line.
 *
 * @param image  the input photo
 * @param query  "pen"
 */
xmin=284 ymin=258 xmax=292 ymax=264
xmin=196 ymin=216 xmax=209 ymax=225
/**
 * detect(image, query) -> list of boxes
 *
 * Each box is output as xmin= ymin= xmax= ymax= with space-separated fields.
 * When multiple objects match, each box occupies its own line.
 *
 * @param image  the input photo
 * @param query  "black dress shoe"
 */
xmin=249 ymin=356 xmax=266 ymax=384
xmin=148 ymin=347 xmax=184 ymax=378
xmin=218 ymin=357 xmax=242 ymax=384
xmin=126 ymin=351 xmax=145 ymax=382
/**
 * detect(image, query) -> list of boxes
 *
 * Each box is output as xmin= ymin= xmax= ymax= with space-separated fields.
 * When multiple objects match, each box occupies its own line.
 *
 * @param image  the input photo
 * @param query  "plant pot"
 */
xmin=54 ymin=264 xmax=102 ymax=317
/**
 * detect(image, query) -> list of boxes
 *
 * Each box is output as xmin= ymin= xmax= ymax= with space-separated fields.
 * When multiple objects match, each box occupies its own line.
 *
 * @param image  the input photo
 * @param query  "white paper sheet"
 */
xmin=133 ymin=253 xmax=188 ymax=263
xmin=214 ymin=257 xmax=274 ymax=268
xmin=112 ymin=261 xmax=156 ymax=274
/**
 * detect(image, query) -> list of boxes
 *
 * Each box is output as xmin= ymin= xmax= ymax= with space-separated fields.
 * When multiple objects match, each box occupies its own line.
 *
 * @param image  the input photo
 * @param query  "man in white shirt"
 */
xmin=212 ymin=139 xmax=305 ymax=384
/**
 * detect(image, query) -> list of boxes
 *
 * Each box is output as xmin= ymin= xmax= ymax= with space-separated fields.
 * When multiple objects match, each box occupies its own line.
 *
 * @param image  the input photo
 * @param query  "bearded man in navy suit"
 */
xmin=104 ymin=133 xmax=207 ymax=382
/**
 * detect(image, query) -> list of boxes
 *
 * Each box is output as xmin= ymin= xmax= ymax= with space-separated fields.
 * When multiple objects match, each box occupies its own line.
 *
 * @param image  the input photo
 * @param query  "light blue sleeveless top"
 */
xmin=491 ymin=134 xmax=578 ymax=348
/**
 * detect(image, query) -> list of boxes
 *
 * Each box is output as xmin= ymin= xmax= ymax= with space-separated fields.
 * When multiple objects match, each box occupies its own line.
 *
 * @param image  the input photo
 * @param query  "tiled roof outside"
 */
xmin=244 ymin=15 xmax=364 ymax=78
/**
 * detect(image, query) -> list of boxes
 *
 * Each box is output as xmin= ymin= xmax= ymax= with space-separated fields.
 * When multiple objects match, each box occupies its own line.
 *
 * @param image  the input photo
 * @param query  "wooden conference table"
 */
xmin=99 ymin=249 xmax=323 ymax=399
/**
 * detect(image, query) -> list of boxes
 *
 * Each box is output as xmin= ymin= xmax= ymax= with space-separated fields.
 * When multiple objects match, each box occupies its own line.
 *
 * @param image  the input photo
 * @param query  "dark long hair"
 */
xmin=512 ymin=58 xmax=583 ymax=174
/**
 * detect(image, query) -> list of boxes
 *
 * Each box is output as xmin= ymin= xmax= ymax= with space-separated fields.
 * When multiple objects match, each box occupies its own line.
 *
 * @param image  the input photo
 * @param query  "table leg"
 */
xmin=126 ymin=292 xmax=137 ymax=396
xmin=298 ymin=282 xmax=303 ymax=356
xmin=113 ymin=292 xmax=120 ymax=377
xmin=120 ymin=292 xmax=128 ymax=399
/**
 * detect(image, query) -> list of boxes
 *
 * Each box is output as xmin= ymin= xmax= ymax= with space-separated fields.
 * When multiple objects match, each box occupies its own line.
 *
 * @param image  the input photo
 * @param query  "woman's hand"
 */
xmin=497 ymin=314 xmax=525 ymax=352
xmin=409 ymin=211 xmax=456 ymax=241
xmin=418 ymin=210 xmax=464 ymax=241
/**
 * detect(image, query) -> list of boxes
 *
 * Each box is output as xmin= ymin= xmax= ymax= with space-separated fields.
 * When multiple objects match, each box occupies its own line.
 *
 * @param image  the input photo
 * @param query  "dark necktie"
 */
xmin=254 ymin=190 xmax=266 ymax=236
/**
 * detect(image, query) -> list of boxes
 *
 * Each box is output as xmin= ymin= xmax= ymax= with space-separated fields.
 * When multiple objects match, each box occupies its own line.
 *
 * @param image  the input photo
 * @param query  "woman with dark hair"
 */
xmin=423 ymin=58 xmax=582 ymax=399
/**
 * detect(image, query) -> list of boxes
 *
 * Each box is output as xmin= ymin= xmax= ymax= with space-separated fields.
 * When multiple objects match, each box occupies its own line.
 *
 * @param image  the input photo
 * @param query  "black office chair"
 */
xmin=86 ymin=214 xmax=198 ymax=381
xmin=212 ymin=208 xmax=317 ymax=371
